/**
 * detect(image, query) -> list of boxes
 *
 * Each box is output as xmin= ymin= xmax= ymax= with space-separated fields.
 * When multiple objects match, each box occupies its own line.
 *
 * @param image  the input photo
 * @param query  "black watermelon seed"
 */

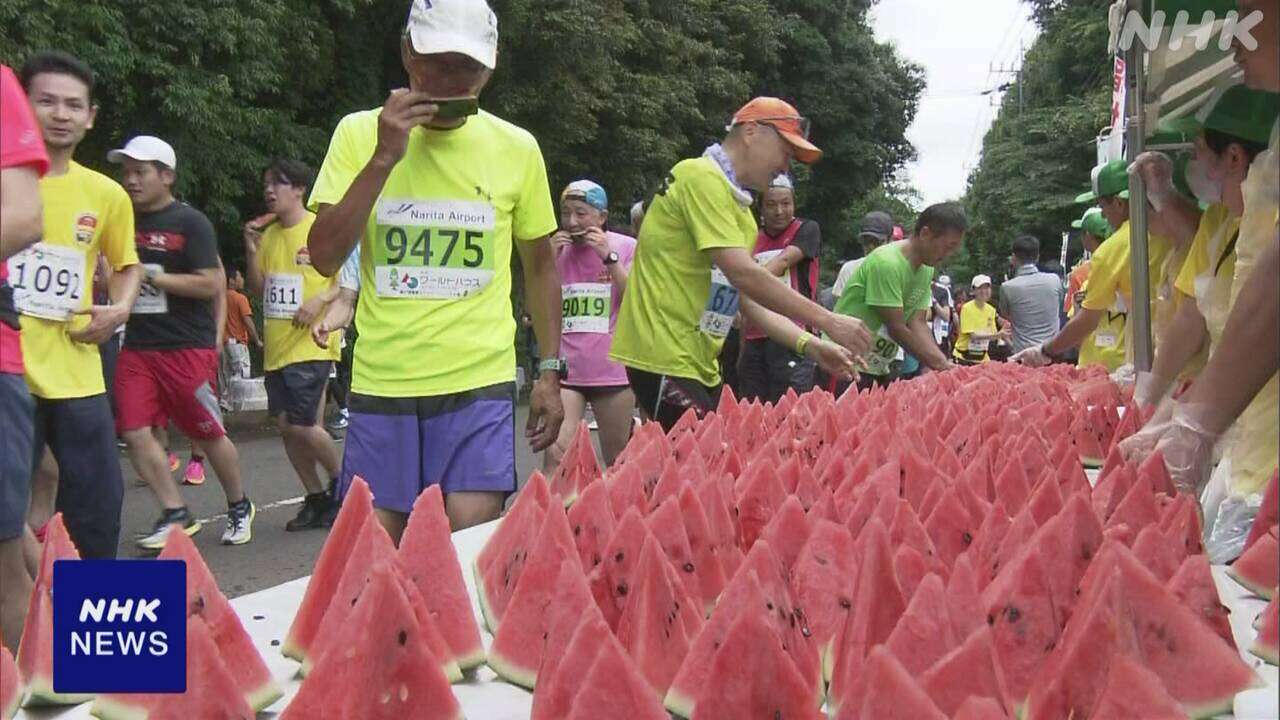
xmin=615 ymin=551 xmax=625 ymax=562
xmin=962 ymin=532 xmax=973 ymax=545
xmin=839 ymin=598 xmax=851 ymax=609
xmin=397 ymin=630 xmax=407 ymax=645
xmin=1007 ymin=606 xmax=1021 ymax=622
xmin=683 ymin=562 xmax=695 ymax=573
xmin=617 ymin=582 xmax=628 ymax=596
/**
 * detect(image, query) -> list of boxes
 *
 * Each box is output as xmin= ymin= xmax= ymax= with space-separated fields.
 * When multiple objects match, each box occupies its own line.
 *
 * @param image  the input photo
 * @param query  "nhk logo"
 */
xmin=53 ymin=560 xmax=187 ymax=693
xmin=1115 ymin=9 xmax=1264 ymax=52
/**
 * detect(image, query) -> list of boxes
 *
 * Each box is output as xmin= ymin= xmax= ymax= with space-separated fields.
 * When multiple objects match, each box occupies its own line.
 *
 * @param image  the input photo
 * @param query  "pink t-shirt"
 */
xmin=557 ymin=231 xmax=636 ymax=387
xmin=1 ymin=64 xmax=50 ymax=376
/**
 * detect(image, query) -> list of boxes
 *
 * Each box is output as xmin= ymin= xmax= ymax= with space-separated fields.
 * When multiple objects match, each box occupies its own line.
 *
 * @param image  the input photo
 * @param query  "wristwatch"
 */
xmin=602 ymin=251 xmax=620 ymax=266
xmin=538 ymin=357 xmax=568 ymax=379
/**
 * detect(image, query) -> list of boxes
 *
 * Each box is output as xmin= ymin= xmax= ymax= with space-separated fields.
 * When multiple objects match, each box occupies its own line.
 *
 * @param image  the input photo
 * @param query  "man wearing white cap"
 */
xmin=306 ymin=0 xmax=564 ymax=537
xmin=108 ymin=136 xmax=255 ymax=550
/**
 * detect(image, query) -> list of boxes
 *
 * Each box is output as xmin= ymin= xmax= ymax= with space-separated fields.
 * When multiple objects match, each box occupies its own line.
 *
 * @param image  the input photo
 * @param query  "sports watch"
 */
xmin=602 ymin=251 xmax=620 ymax=266
xmin=538 ymin=358 xmax=568 ymax=379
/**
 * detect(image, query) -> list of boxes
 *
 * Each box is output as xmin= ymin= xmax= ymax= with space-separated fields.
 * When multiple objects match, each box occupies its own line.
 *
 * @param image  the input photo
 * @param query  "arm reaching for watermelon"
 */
xmin=875 ymin=306 xmax=953 ymax=372
xmin=739 ymin=297 xmax=858 ymax=381
xmin=1013 ymin=306 xmax=1105 ymax=367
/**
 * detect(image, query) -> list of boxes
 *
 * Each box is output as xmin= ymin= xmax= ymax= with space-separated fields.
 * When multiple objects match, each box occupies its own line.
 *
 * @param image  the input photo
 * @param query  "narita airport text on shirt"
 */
xmin=71 ymin=598 xmax=170 ymax=657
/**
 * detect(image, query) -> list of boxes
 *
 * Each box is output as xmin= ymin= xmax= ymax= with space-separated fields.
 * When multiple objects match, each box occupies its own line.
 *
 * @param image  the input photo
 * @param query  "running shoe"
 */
xmin=326 ymin=408 xmax=349 ymax=431
xmin=222 ymin=498 xmax=255 ymax=545
xmin=167 ymin=452 xmax=180 ymax=473
xmin=183 ymin=458 xmax=206 ymax=486
xmin=136 ymin=508 xmax=201 ymax=551
xmin=286 ymin=492 xmax=335 ymax=532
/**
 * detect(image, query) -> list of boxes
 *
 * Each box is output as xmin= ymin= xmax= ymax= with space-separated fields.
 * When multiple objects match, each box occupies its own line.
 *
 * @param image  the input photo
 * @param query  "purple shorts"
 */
xmin=339 ymin=383 xmax=517 ymax=513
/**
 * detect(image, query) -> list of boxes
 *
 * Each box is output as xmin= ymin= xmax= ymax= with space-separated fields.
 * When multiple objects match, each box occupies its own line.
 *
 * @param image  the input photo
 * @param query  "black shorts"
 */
xmin=561 ymin=383 xmax=631 ymax=401
xmin=265 ymin=361 xmax=332 ymax=426
xmin=625 ymin=367 xmax=720 ymax=433
xmin=0 ymin=373 xmax=34 ymax=541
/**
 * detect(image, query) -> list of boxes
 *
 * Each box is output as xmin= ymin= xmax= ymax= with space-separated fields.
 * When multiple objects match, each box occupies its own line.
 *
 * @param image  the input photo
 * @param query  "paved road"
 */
xmin=113 ymin=406 xmax=542 ymax=598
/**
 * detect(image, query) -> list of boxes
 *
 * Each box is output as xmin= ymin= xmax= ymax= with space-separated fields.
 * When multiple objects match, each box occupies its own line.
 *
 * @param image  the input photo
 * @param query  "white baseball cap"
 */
xmin=107 ymin=136 xmax=177 ymax=170
xmin=972 ymin=274 xmax=992 ymax=288
xmin=406 ymin=0 xmax=499 ymax=70
xmin=938 ymin=275 xmax=952 ymax=287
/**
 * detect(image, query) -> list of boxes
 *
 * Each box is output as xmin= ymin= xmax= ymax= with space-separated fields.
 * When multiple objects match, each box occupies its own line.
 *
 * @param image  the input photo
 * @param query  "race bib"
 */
xmin=264 ymin=273 xmax=304 ymax=320
xmin=562 ymin=283 xmax=611 ymax=335
xmin=132 ymin=264 xmax=169 ymax=315
xmin=6 ymin=243 xmax=86 ymax=321
xmin=862 ymin=323 xmax=902 ymax=376
xmin=699 ymin=267 xmax=739 ymax=338
xmin=970 ymin=337 xmax=990 ymax=354
xmin=1095 ymin=332 xmax=1118 ymax=348
xmin=754 ymin=249 xmax=789 ymax=283
xmin=372 ymin=199 xmax=496 ymax=299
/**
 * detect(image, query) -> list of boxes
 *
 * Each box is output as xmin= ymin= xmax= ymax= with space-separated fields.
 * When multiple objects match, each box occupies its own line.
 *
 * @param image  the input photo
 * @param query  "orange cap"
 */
xmin=731 ymin=97 xmax=822 ymax=164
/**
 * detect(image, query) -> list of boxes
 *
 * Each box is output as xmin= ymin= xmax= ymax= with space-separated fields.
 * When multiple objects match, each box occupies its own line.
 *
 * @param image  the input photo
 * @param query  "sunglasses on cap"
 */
xmin=744 ymin=115 xmax=812 ymax=141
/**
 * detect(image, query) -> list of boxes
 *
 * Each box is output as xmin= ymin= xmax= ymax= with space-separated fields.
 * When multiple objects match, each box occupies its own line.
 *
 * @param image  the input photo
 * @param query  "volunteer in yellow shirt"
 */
xmin=953 ymin=275 xmax=1005 ymax=364
xmin=10 ymin=52 xmax=142 ymax=560
xmin=1065 ymin=208 xmax=1109 ymax=319
xmin=611 ymin=97 xmax=870 ymax=429
xmin=1013 ymin=159 xmax=1172 ymax=370
xmin=244 ymin=159 xmax=344 ymax=532
xmin=305 ymin=0 xmax=564 ymax=539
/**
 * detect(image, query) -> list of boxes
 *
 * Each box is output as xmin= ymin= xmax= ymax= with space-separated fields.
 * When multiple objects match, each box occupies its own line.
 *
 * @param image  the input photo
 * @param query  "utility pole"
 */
xmin=991 ymin=42 xmax=1026 ymax=115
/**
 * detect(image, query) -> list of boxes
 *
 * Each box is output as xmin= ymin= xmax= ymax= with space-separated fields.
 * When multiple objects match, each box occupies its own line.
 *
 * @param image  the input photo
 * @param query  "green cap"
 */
xmin=1160 ymin=84 xmax=1280 ymax=147
xmin=1071 ymin=207 xmax=1113 ymax=239
xmin=1075 ymin=160 xmax=1130 ymax=204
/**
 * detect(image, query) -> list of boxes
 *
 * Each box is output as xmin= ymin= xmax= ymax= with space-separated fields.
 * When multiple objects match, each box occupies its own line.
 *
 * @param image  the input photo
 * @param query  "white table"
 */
xmin=15 ymin=523 xmax=1279 ymax=719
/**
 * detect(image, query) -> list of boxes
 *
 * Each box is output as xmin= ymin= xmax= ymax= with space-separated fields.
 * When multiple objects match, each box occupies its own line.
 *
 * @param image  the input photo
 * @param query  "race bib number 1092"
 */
xmin=7 ymin=243 xmax=86 ymax=321
xmin=372 ymin=199 xmax=496 ymax=300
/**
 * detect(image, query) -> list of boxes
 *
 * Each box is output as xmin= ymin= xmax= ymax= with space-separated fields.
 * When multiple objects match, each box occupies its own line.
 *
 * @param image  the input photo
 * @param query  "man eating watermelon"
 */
xmin=610 ymin=97 xmax=872 ymax=430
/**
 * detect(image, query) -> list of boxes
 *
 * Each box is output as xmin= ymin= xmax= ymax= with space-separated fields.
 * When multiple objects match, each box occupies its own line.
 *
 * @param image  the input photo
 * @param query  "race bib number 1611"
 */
xmin=372 ymin=199 xmax=497 ymax=300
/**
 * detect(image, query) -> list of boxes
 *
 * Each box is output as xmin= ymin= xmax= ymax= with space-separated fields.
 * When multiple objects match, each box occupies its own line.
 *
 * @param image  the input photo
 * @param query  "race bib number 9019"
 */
xmin=372 ymin=199 xmax=496 ymax=300
xmin=562 ymin=283 xmax=610 ymax=334
xmin=7 ymin=243 xmax=86 ymax=321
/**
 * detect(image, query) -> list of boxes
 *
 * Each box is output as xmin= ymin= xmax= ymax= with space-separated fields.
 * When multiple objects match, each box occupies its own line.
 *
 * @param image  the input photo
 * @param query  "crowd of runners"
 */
xmin=1 ymin=0 xmax=1277 ymax=657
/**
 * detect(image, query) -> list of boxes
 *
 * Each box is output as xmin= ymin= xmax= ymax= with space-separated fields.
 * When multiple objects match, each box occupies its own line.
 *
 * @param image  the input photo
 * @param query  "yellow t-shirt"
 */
xmin=12 ymin=162 xmax=137 ymax=399
xmin=1078 ymin=220 xmax=1173 ymax=371
xmin=309 ymin=109 xmax=556 ymax=397
xmin=953 ymin=300 xmax=998 ymax=362
xmin=257 ymin=213 xmax=340 ymax=371
xmin=610 ymin=156 xmax=758 ymax=386
xmin=1173 ymin=203 xmax=1238 ymax=349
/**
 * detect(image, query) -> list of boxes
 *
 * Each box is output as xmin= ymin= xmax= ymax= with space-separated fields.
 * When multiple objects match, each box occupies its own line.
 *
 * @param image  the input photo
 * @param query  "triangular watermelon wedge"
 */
xmin=946 ymin=551 xmax=985 ymax=638
xmin=1 ymin=645 xmax=21 ymax=718
xmin=676 ymin=484 xmax=728 ymax=611
xmin=1228 ymin=527 xmax=1278 ymax=599
xmin=1252 ymin=594 xmax=1278 ymax=665
xmin=1131 ymin=525 xmax=1183 ymax=582
xmin=980 ymin=541 xmax=1063 ymax=714
xmin=615 ymin=534 xmax=700 ymax=698
xmin=474 ymin=471 xmax=551 ymax=631
xmin=759 ymin=494 xmax=811 ymax=573
xmin=836 ymin=645 xmax=946 ymax=720
xmin=828 ymin=518 xmax=905 ymax=706
xmin=689 ymin=596 xmax=820 ymax=720
xmin=604 ymin=461 xmax=648 ymax=519
xmin=281 ymin=562 xmax=463 ymax=720
xmin=644 ymin=498 xmax=704 ymax=609
xmin=566 ymin=634 xmax=668 ymax=720
xmin=158 ymin=528 xmax=283 ymax=710
xmin=923 ymin=487 xmax=975 ymax=570
xmin=920 ymin=626 xmax=1008 ymax=717
xmin=16 ymin=514 xmax=88 ymax=706
xmin=952 ymin=696 xmax=1009 ymax=720
xmin=91 ymin=616 xmax=255 ymax=720
xmin=790 ymin=520 xmax=857 ymax=659
xmin=1244 ymin=473 xmax=1278 ymax=552
xmin=733 ymin=459 xmax=787 ymax=551
xmin=488 ymin=499 xmax=579 ymax=689
xmin=397 ymin=484 xmax=485 ymax=670
xmin=1088 ymin=654 xmax=1189 ymax=720
xmin=565 ymin=479 xmax=617 ymax=573
xmin=1166 ymin=553 xmax=1236 ymax=649
xmin=283 ymin=475 xmax=373 ymax=662
xmin=588 ymin=507 xmax=654 ymax=630
xmin=884 ymin=574 xmax=957 ymax=675
xmin=531 ymin=611 xmax=609 ymax=720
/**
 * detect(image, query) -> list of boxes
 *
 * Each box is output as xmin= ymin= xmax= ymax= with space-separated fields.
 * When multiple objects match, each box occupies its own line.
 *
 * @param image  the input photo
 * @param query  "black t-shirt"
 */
xmin=124 ymin=201 xmax=220 ymax=350
xmin=788 ymin=219 xmax=822 ymax=300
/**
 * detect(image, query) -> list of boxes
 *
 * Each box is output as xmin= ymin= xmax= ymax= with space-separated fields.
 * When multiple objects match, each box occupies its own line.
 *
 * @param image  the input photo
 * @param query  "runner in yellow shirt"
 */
xmin=1012 ymin=159 xmax=1172 ymax=370
xmin=305 ymin=0 xmax=565 ymax=538
xmin=244 ymin=159 xmax=344 ymax=532
xmin=10 ymin=52 xmax=142 ymax=559
xmin=953 ymin=275 xmax=1007 ymax=364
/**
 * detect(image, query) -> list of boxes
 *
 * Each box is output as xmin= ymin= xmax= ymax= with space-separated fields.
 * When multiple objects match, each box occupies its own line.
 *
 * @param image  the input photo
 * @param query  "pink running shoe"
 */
xmin=167 ymin=452 xmax=180 ymax=473
xmin=183 ymin=458 xmax=206 ymax=486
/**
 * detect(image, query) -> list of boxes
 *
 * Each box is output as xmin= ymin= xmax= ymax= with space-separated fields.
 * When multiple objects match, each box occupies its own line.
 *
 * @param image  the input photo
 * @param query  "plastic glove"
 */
xmin=1128 ymin=151 xmax=1176 ymax=211
xmin=1010 ymin=344 xmax=1051 ymax=367
xmin=1118 ymin=396 xmax=1176 ymax=463
xmin=1132 ymin=370 xmax=1173 ymax=411
xmin=1154 ymin=401 xmax=1220 ymax=496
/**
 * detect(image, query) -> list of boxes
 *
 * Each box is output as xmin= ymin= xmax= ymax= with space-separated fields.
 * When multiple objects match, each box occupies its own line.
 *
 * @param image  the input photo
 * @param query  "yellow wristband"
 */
xmin=795 ymin=332 xmax=814 ymax=356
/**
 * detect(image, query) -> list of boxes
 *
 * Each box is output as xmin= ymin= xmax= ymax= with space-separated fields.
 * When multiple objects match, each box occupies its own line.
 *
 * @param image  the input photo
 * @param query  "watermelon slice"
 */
xmin=281 ymin=562 xmax=463 ymax=720
xmin=548 ymin=420 xmax=601 ymax=505
xmin=981 ymin=542 xmax=1063 ymax=713
xmin=474 ymin=471 xmax=551 ymax=631
xmin=531 ymin=611 xmax=608 ymax=720
xmin=649 ymin=461 xmax=685 ymax=512
xmin=1159 ymin=493 xmax=1206 ymax=557
xmin=91 ymin=616 xmax=255 ymax=720
xmin=604 ymin=461 xmax=648 ymax=519
xmin=1072 ymin=414 xmax=1107 ymax=468
xmin=893 ymin=545 xmax=929 ymax=601
xmin=951 ymin=696 xmax=1008 ymax=720
xmin=2 ymin=645 xmax=22 ymax=718
xmin=920 ymin=626 xmax=1007 ymax=717
xmin=1251 ymin=593 xmax=1278 ymax=665
xmin=1088 ymin=654 xmax=1189 ymax=720
xmin=283 ymin=475 xmax=373 ymax=662
xmin=615 ymin=534 xmax=700 ymax=697
xmin=1244 ymin=473 xmax=1278 ymax=552
xmin=924 ymin=488 xmax=976 ymax=569
xmin=946 ymin=551 xmax=985 ymax=637
xmin=1130 ymin=525 xmax=1183 ymax=582
xmin=1228 ymin=527 xmax=1278 ymax=599
xmin=1104 ymin=472 xmax=1160 ymax=539
xmin=565 ymin=478 xmax=617 ymax=572
xmin=16 ymin=514 xmax=88 ymax=706
xmin=790 ymin=520 xmax=856 ymax=657
xmin=397 ymin=484 xmax=485 ymax=670
xmin=588 ymin=507 xmax=654 ymax=629
xmin=759 ymin=495 xmax=811 ymax=574
xmin=567 ymin=634 xmax=669 ymax=720
xmin=644 ymin=498 xmax=704 ymax=609
xmin=158 ymin=528 xmax=283 ymax=709
xmin=734 ymin=460 xmax=787 ymax=550
xmin=675 ymin=484 xmax=728 ymax=611
xmin=488 ymin=499 xmax=579 ymax=688
xmin=884 ymin=573 xmax=956 ymax=674
xmin=1025 ymin=474 xmax=1064 ymax=526
xmin=828 ymin=518 xmax=905 ymax=705
xmin=1166 ymin=554 xmax=1236 ymax=649
xmin=992 ymin=460 xmax=1031 ymax=516
xmin=836 ymin=645 xmax=946 ymax=720
xmin=689 ymin=597 xmax=819 ymax=720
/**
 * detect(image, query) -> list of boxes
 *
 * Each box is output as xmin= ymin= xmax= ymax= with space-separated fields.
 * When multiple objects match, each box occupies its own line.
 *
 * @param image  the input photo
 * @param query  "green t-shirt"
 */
xmin=309 ymin=109 xmax=557 ymax=397
xmin=610 ymin=156 xmax=757 ymax=386
xmin=832 ymin=242 xmax=934 ymax=376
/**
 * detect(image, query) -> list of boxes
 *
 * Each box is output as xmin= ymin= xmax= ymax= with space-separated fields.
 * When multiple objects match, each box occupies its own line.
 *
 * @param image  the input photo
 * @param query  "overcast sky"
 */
xmin=871 ymin=0 xmax=1040 ymax=206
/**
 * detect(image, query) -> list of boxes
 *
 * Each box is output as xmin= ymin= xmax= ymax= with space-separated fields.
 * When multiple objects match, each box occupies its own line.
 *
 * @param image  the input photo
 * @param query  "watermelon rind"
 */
xmin=87 ymin=696 xmax=148 ymax=720
xmin=486 ymin=648 xmax=537 ymax=691
xmin=473 ymin=558 xmax=499 ymax=634
xmin=20 ymin=677 xmax=92 ymax=708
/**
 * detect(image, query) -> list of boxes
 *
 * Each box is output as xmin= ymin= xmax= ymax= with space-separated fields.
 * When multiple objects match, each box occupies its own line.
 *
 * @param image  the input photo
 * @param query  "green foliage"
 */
xmin=956 ymin=0 xmax=1111 ymax=284
xmin=1 ymin=0 xmax=922 ymax=274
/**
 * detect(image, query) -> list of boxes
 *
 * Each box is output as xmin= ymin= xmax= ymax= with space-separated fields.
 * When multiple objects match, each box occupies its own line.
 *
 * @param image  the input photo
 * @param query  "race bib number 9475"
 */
xmin=7 ymin=243 xmax=86 ymax=321
xmin=372 ymin=199 xmax=496 ymax=299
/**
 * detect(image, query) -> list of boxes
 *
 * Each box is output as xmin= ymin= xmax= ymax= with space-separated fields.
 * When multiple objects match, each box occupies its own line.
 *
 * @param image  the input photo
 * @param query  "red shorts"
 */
xmin=115 ymin=348 xmax=225 ymax=440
